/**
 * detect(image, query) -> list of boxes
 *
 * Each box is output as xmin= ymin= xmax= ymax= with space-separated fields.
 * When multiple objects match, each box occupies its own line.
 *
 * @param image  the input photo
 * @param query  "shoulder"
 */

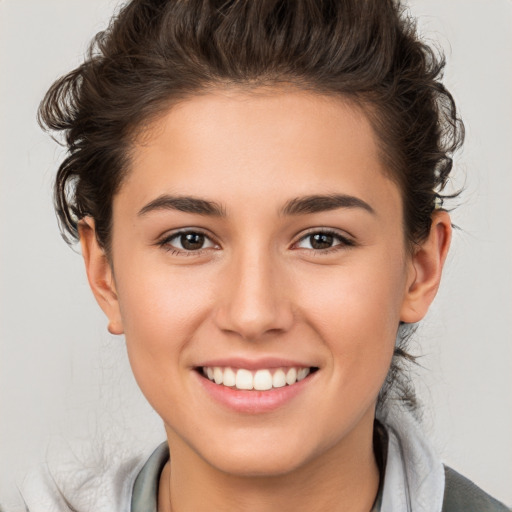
xmin=17 ymin=449 xmax=146 ymax=512
xmin=442 ymin=466 xmax=510 ymax=512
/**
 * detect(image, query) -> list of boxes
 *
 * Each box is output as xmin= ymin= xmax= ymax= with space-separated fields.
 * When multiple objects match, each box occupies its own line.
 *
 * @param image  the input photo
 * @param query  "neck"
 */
xmin=158 ymin=414 xmax=380 ymax=512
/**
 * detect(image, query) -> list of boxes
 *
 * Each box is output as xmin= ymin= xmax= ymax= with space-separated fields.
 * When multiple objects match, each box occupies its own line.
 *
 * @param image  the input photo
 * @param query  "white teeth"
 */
xmin=213 ymin=367 xmax=223 ymax=385
xmin=253 ymin=369 xmax=273 ymax=391
xmin=272 ymin=369 xmax=287 ymax=388
xmin=285 ymin=367 xmax=297 ymax=385
xmin=202 ymin=366 xmax=312 ymax=390
xmin=235 ymin=369 xmax=253 ymax=390
xmin=223 ymin=367 xmax=236 ymax=387
xmin=297 ymin=368 xmax=309 ymax=381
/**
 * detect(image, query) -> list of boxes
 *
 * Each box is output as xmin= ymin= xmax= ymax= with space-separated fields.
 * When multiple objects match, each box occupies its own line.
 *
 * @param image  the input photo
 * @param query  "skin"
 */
xmin=80 ymin=89 xmax=451 ymax=512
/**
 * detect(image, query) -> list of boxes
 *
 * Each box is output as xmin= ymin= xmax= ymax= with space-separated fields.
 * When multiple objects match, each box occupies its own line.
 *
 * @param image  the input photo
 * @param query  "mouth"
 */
xmin=198 ymin=366 xmax=319 ymax=391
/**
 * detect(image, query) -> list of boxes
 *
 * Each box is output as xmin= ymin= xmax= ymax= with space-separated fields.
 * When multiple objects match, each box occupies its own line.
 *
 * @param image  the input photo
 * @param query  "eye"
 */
xmin=160 ymin=230 xmax=218 ymax=253
xmin=295 ymin=230 xmax=353 ymax=251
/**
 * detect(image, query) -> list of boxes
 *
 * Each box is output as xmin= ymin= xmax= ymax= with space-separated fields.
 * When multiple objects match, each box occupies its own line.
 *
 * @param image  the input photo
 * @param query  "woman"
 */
xmin=12 ymin=0 xmax=510 ymax=511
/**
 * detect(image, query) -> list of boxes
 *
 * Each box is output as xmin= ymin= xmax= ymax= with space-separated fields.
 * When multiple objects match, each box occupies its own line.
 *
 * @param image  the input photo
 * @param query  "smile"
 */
xmin=201 ymin=366 xmax=314 ymax=391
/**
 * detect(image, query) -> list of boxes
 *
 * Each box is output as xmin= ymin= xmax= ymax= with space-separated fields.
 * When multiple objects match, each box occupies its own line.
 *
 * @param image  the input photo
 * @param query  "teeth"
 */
xmin=253 ymin=369 xmax=272 ymax=391
xmin=285 ymin=367 xmax=297 ymax=385
xmin=272 ymin=369 xmax=286 ymax=388
xmin=236 ymin=369 xmax=253 ymax=390
xmin=223 ymin=367 xmax=236 ymax=387
xmin=202 ymin=366 xmax=312 ymax=390
xmin=213 ymin=367 xmax=223 ymax=385
xmin=297 ymin=368 xmax=309 ymax=381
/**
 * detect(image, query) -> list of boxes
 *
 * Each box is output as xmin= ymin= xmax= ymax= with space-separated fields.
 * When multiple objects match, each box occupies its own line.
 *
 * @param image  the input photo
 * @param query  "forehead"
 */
xmin=120 ymin=88 xmax=401 ymax=218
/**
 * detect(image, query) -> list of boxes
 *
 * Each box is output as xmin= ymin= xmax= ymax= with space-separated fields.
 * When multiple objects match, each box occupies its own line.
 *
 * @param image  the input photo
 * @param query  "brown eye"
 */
xmin=181 ymin=232 xmax=205 ymax=250
xmin=309 ymin=233 xmax=334 ymax=249
xmin=161 ymin=231 xmax=217 ymax=252
xmin=295 ymin=230 xmax=353 ymax=251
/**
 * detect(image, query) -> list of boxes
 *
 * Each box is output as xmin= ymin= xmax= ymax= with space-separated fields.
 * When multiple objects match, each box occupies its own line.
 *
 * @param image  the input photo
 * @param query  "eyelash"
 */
xmin=156 ymin=228 xmax=355 ymax=256
xmin=293 ymin=229 xmax=355 ymax=254
xmin=157 ymin=230 xmax=218 ymax=256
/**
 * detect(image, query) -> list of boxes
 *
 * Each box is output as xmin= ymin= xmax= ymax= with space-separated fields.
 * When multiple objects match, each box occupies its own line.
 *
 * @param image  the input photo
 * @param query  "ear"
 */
xmin=78 ymin=218 xmax=124 ymax=335
xmin=400 ymin=211 xmax=452 ymax=323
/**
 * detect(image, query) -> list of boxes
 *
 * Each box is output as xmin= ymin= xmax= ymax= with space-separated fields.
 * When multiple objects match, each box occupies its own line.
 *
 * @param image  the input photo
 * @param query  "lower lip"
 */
xmin=195 ymin=370 xmax=315 ymax=414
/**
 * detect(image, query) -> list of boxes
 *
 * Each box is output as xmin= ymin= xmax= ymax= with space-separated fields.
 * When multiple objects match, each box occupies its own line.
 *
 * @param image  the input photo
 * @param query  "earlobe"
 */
xmin=78 ymin=218 xmax=124 ymax=335
xmin=400 ymin=211 xmax=452 ymax=323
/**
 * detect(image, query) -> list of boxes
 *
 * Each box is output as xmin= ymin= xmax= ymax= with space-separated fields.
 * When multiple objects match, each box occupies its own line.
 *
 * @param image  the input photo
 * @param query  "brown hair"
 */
xmin=39 ymin=0 xmax=464 ymax=411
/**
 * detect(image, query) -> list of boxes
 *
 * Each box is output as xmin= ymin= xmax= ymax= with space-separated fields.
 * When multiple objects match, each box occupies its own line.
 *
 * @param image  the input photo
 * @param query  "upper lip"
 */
xmin=196 ymin=357 xmax=318 ymax=371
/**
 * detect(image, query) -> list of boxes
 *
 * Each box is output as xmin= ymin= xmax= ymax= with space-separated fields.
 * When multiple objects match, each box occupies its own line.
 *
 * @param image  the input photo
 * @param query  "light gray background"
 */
xmin=1 ymin=0 xmax=511 ymax=507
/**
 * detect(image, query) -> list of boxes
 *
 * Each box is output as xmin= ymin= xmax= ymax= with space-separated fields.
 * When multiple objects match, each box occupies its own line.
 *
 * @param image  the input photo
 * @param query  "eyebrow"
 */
xmin=137 ymin=193 xmax=374 ymax=218
xmin=138 ymin=195 xmax=226 ymax=217
xmin=280 ymin=194 xmax=375 ymax=216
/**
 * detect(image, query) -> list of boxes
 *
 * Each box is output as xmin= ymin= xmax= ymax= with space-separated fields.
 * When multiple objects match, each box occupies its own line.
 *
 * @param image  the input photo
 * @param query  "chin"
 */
xmin=204 ymin=445 xmax=314 ymax=478
xmin=189 ymin=423 xmax=343 ymax=479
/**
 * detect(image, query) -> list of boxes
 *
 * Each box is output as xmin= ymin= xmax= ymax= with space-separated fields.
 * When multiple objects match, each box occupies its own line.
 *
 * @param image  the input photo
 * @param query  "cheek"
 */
xmin=300 ymin=252 xmax=406 ymax=331
xmin=296 ymin=252 xmax=407 ymax=385
xmin=115 ymin=236 xmax=217 ymax=328
xmin=113 ymin=258 xmax=216 ymax=392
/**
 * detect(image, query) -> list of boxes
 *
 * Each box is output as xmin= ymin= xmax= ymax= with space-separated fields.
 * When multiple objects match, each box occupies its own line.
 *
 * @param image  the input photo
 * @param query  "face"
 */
xmin=87 ymin=89 xmax=433 ymax=477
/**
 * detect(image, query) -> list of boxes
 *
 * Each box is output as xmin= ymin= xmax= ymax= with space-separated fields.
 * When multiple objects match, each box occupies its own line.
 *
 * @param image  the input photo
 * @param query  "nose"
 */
xmin=213 ymin=248 xmax=294 ymax=341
